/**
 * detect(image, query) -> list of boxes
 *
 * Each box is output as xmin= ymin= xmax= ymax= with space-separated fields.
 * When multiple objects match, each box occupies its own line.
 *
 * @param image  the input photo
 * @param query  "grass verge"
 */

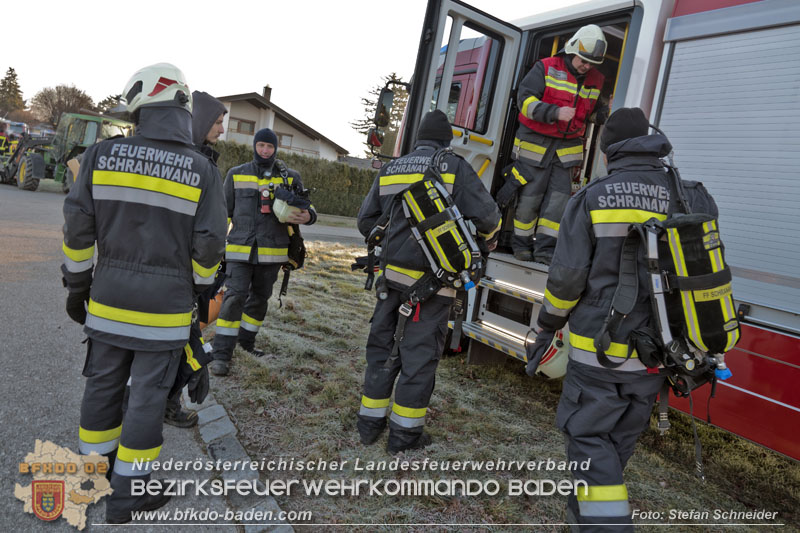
xmin=209 ymin=241 xmax=799 ymax=533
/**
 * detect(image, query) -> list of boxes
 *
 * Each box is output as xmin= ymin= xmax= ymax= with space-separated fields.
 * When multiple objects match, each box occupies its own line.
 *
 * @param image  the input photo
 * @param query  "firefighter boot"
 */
xmin=386 ymin=430 xmax=432 ymax=454
xmin=209 ymin=360 xmax=230 ymax=376
xmin=163 ymin=391 xmax=198 ymax=428
xmin=106 ymin=492 xmax=172 ymax=524
xmin=357 ymin=417 xmax=387 ymax=445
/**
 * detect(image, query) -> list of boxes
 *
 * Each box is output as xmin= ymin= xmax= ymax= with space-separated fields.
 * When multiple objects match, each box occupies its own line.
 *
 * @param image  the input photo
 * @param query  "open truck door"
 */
xmin=401 ymin=0 xmax=522 ymax=189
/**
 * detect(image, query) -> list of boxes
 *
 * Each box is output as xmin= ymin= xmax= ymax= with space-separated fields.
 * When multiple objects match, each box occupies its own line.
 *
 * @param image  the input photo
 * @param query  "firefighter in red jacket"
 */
xmin=495 ymin=25 xmax=609 ymax=264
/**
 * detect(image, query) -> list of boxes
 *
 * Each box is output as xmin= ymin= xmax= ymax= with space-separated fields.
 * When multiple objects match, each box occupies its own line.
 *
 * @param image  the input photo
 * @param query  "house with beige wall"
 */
xmin=218 ymin=86 xmax=348 ymax=161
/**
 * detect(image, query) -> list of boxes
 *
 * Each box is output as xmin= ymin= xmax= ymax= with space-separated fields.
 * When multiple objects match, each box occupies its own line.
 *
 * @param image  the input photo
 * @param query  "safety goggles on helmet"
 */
xmin=565 ymin=24 xmax=607 ymax=65
xmin=123 ymin=62 xmax=192 ymax=114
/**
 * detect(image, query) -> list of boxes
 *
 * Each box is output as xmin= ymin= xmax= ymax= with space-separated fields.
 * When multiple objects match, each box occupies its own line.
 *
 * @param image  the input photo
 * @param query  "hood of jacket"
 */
xmin=136 ymin=106 xmax=194 ymax=146
xmin=605 ymin=134 xmax=672 ymax=172
xmin=191 ymin=91 xmax=227 ymax=146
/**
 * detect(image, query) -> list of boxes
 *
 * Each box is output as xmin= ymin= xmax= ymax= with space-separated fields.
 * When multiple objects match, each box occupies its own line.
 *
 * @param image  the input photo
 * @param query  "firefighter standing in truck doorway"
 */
xmin=208 ymin=128 xmax=316 ymax=376
xmin=160 ymin=90 xmax=229 ymax=428
xmin=62 ymin=63 xmax=227 ymax=523
xmin=525 ymin=108 xmax=718 ymax=531
xmin=356 ymin=110 xmax=502 ymax=453
xmin=495 ymin=24 xmax=609 ymax=264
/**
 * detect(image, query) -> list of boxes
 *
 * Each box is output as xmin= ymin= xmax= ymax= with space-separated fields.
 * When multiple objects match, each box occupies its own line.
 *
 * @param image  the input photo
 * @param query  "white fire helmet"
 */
xmin=564 ymin=25 xmax=607 ymax=65
xmin=533 ymin=328 xmax=569 ymax=379
xmin=123 ymin=63 xmax=192 ymax=114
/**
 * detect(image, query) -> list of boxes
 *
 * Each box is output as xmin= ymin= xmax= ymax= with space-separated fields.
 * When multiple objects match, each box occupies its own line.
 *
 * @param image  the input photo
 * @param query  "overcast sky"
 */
xmin=4 ymin=0 xmax=584 ymax=155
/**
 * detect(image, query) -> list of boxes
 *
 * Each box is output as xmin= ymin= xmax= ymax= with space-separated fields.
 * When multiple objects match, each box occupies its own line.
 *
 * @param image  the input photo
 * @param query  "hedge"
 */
xmin=215 ymin=140 xmax=376 ymax=218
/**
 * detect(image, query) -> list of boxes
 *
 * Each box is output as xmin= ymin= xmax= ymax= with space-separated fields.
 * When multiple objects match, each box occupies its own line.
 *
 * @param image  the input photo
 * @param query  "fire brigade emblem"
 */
xmin=32 ymin=480 xmax=65 ymax=521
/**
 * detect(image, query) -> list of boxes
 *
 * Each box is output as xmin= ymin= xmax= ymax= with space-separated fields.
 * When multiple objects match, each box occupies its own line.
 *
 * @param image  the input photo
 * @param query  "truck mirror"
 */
xmin=373 ymin=87 xmax=394 ymax=128
xmin=367 ymin=127 xmax=384 ymax=149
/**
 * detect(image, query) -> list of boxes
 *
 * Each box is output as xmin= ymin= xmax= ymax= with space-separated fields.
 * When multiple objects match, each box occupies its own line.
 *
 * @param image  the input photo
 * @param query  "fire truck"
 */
xmin=372 ymin=0 xmax=800 ymax=461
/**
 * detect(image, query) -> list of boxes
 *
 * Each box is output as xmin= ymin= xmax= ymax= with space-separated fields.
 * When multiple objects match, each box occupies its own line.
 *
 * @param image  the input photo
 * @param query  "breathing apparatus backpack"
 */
xmin=360 ymin=148 xmax=485 ymax=363
xmin=594 ymin=128 xmax=740 ymax=478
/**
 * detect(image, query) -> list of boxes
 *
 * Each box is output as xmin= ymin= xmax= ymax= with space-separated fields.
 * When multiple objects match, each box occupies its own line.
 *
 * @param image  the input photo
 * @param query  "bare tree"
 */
xmin=31 ymin=85 xmax=95 ymax=125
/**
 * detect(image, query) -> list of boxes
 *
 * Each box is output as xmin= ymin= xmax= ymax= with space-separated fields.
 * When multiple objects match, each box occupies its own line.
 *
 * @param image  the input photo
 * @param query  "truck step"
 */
xmin=478 ymin=278 xmax=544 ymax=305
xmin=458 ymin=321 xmax=529 ymax=363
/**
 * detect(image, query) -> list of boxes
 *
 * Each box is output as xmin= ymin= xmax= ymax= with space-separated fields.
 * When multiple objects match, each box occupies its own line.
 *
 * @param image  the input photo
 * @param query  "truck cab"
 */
xmin=377 ymin=0 xmax=800 ymax=461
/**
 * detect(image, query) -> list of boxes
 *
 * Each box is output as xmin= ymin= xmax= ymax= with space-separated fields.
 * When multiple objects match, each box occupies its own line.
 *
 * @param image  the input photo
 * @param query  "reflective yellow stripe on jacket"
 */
xmin=379 ymin=172 xmax=455 ymax=196
xmin=92 ymin=170 xmax=201 ymax=216
xmin=85 ymin=299 xmax=192 ymax=342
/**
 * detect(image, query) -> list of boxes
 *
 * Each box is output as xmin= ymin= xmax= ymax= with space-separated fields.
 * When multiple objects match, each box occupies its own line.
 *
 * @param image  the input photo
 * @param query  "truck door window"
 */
xmin=432 ymin=16 xmax=503 ymax=133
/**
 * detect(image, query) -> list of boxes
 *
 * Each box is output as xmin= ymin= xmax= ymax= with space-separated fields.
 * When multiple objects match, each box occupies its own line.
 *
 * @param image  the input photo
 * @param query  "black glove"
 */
xmin=525 ymin=329 xmax=556 ymax=376
xmin=495 ymin=179 xmax=522 ymax=209
xmin=66 ymin=291 xmax=90 ymax=325
xmin=188 ymin=366 xmax=210 ymax=404
xmin=170 ymin=323 xmax=212 ymax=400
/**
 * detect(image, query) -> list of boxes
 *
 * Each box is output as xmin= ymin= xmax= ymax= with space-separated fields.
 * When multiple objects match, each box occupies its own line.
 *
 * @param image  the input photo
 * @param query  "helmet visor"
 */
xmin=579 ymin=38 xmax=606 ymax=64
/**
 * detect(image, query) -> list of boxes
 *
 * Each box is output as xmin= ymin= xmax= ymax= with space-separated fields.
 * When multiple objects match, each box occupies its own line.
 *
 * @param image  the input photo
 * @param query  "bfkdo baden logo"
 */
xmin=32 ymin=480 xmax=66 ymax=521
xmin=15 ymin=440 xmax=112 ymax=531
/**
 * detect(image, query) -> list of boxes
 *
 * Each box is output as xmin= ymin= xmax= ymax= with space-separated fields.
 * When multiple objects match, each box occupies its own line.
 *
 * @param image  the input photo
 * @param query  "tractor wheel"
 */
xmin=62 ymin=168 xmax=73 ymax=194
xmin=16 ymin=155 xmax=39 ymax=191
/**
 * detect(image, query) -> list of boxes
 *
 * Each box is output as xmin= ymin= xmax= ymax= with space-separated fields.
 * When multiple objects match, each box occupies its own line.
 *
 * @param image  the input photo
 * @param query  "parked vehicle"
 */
xmin=0 ymin=111 xmax=133 ymax=193
xmin=372 ymin=0 xmax=800 ymax=461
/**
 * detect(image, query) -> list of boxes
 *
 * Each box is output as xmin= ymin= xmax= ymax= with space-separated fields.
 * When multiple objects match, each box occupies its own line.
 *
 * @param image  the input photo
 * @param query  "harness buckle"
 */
xmin=398 ymin=302 xmax=413 ymax=317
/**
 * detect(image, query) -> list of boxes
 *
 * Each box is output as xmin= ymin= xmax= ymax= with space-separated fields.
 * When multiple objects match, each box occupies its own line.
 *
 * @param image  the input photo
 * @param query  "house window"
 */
xmin=229 ymin=117 xmax=255 ymax=135
xmin=277 ymin=132 xmax=293 ymax=148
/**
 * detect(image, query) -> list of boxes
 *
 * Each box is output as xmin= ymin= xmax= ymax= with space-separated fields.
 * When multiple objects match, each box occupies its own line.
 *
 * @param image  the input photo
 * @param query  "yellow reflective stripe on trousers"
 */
xmin=240 ymin=312 xmax=261 ymax=332
xmin=62 ymin=242 xmax=95 ymax=273
xmin=536 ymin=218 xmax=560 ymax=237
xmin=390 ymin=403 xmax=427 ymax=428
xmin=570 ymin=332 xmax=637 ymax=359
xmin=216 ymin=318 xmax=241 ymax=337
xmin=576 ymin=484 xmax=630 ymax=518
xmin=93 ymin=170 xmax=201 ymax=202
xmin=79 ymin=425 xmax=121 ymax=455
xmin=114 ymin=444 xmax=162 ymax=477
xmin=666 ymin=228 xmax=709 ymax=352
xmin=87 ymin=299 xmax=191 ymax=327
xmin=360 ymin=395 xmax=391 ymax=418
xmin=590 ymin=210 xmax=667 ymax=225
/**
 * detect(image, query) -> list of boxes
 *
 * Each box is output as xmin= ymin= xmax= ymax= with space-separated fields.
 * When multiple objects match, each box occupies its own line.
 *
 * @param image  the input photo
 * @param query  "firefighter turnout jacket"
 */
xmin=223 ymin=160 xmax=316 ymax=265
xmin=536 ymin=134 xmax=718 ymax=371
xmin=62 ymin=107 xmax=228 ymax=352
xmin=514 ymin=56 xmax=605 ymax=168
xmin=357 ymin=141 xmax=502 ymax=297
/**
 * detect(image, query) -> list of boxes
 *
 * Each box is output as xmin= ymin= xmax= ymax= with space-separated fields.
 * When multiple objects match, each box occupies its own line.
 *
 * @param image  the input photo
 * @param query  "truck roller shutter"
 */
xmin=656 ymin=11 xmax=800 ymax=333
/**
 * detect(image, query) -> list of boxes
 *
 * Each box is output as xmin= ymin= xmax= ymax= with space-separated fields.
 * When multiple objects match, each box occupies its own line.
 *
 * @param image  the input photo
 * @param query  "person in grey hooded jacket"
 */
xmin=162 ymin=90 xmax=229 ymax=428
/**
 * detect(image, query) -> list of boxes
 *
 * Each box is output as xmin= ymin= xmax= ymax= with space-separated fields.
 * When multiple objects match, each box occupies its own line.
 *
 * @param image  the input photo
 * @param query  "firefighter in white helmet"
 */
xmin=62 ymin=62 xmax=226 ymax=523
xmin=495 ymin=24 xmax=609 ymax=264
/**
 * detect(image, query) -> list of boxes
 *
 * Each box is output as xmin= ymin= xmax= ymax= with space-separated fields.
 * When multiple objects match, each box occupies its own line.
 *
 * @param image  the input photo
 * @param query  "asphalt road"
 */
xmin=0 ymin=183 xmax=358 ymax=531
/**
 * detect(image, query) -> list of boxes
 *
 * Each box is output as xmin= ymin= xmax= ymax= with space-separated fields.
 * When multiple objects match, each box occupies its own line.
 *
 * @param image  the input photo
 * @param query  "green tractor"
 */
xmin=0 ymin=112 xmax=133 ymax=193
